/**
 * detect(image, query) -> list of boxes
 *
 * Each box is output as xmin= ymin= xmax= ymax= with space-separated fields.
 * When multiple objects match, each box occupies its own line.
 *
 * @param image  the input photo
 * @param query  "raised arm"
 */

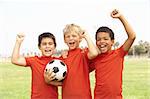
xmin=11 ymin=33 xmax=27 ymax=66
xmin=111 ymin=9 xmax=136 ymax=51
xmin=81 ymin=31 xmax=100 ymax=60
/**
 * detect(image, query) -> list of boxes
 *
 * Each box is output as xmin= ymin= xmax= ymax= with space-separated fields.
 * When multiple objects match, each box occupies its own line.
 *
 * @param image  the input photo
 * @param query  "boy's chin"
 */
xmin=69 ymin=46 xmax=77 ymax=50
xmin=100 ymin=49 xmax=108 ymax=53
xmin=43 ymin=53 xmax=53 ymax=57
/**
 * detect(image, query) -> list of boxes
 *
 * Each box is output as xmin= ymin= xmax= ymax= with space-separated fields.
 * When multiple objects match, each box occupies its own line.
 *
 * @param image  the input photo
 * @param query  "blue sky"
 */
xmin=0 ymin=0 xmax=150 ymax=56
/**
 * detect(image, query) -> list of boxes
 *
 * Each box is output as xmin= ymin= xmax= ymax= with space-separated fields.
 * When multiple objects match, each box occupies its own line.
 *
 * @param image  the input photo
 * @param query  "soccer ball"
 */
xmin=45 ymin=59 xmax=67 ymax=82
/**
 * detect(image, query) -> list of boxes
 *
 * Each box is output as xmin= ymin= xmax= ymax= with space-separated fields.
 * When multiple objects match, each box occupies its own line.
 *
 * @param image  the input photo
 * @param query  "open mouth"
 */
xmin=100 ymin=44 xmax=107 ymax=48
xmin=68 ymin=42 xmax=75 ymax=46
xmin=45 ymin=49 xmax=51 ymax=53
xmin=99 ymin=44 xmax=107 ymax=51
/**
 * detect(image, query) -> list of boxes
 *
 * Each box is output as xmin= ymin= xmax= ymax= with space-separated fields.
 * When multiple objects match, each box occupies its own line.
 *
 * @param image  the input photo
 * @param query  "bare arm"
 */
xmin=11 ymin=33 xmax=26 ymax=66
xmin=81 ymin=31 xmax=100 ymax=60
xmin=111 ymin=9 xmax=136 ymax=51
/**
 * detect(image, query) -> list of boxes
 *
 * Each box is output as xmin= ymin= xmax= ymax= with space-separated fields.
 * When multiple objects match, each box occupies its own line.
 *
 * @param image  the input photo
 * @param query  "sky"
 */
xmin=0 ymin=0 xmax=150 ymax=57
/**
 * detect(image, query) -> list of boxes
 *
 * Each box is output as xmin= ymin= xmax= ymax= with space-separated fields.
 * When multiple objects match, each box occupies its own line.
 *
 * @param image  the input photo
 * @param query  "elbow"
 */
xmin=93 ymin=52 xmax=99 ymax=58
xmin=129 ymin=33 xmax=136 ymax=41
xmin=93 ymin=49 xmax=99 ymax=57
xmin=11 ymin=58 xmax=18 ymax=65
xmin=11 ymin=58 xmax=16 ymax=64
xmin=133 ymin=34 xmax=136 ymax=40
xmin=132 ymin=33 xmax=136 ymax=40
xmin=89 ymin=52 xmax=98 ymax=60
xmin=131 ymin=34 xmax=136 ymax=40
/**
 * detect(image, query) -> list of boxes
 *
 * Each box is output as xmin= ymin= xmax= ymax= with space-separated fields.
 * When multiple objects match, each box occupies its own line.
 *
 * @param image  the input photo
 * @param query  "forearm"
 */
xmin=119 ymin=15 xmax=136 ymax=40
xmin=85 ymin=35 xmax=99 ymax=59
xmin=119 ymin=14 xmax=136 ymax=51
xmin=11 ymin=41 xmax=21 ymax=63
xmin=11 ymin=41 xmax=26 ymax=66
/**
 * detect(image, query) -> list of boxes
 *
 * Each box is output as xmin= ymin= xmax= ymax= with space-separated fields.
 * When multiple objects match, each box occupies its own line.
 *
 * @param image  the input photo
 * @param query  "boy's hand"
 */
xmin=61 ymin=50 xmax=68 ymax=58
xmin=111 ymin=9 xmax=122 ymax=18
xmin=16 ymin=33 xmax=25 ymax=43
xmin=44 ymin=69 xmax=63 ymax=86
xmin=80 ymin=30 xmax=90 ymax=40
xmin=44 ymin=69 xmax=56 ymax=83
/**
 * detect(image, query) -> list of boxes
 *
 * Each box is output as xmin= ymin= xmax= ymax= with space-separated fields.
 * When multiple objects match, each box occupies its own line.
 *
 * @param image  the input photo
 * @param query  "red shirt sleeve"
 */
xmin=118 ymin=45 xmax=128 ymax=57
xmin=25 ymin=56 xmax=35 ymax=67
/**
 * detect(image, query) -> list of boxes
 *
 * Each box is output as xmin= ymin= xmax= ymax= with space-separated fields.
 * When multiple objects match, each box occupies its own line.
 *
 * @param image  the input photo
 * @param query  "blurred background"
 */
xmin=0 ymin=0 xmax=150 ymax=58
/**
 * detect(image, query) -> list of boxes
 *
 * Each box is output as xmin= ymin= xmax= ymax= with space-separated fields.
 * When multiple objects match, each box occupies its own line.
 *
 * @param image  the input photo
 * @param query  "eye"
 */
xmin=41 ymin=42 xmax=47 ymax=45
xmin=96 ymin=38 xmax=101 ymax=41
xmin=72 ymin=34 xmax=77 ymax=37
xmin=65 ymin=35 xmax=70 ymax=38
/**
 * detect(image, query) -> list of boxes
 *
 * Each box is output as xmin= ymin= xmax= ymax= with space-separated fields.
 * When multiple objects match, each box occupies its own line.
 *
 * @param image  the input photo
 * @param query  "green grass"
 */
xmin=0 ymin=58 xmax=150 ymax=99
xmin=123 ymin=58 xmax=150 ymax=99
xmin=0 ymin=63 xmax=31 ymax=99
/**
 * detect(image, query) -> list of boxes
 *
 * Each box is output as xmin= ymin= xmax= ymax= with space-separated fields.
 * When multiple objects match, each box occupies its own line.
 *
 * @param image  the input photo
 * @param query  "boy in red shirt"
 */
xmin=11 ymin=32 xmax=59 ymax=99
xmin=90 ymin=9 xmax=136 ymax=99
xmin=62 ymin=24 xmax=98 ymax=99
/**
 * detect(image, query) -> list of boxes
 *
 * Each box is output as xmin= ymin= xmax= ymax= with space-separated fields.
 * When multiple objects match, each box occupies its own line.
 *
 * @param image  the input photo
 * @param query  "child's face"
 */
xmin=64 ymin=32 xmax=81 ymax=50
xmin=39 ymin=37 xmax=55 ymax=56
xmin=96 ymin=32 xmax=114 ymax=53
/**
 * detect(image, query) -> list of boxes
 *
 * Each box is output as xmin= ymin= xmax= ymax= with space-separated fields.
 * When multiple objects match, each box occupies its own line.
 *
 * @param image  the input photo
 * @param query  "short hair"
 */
xmin=95 ymin=26 xmax=114 ymax=40
xmin=38 ymin=32 xmax=56 ymax=47
xmin=63 ymin=24 xmax=84 ymax=36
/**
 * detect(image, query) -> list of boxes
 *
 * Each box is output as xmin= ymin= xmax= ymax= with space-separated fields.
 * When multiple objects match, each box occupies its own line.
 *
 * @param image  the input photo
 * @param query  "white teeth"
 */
xmin=100 ymin=45 xmax=105 ymax=48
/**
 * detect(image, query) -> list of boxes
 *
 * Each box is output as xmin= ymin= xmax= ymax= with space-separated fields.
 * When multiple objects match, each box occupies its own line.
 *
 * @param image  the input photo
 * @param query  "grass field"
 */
xmin=0 ymin=58 xmax=150 ymax=99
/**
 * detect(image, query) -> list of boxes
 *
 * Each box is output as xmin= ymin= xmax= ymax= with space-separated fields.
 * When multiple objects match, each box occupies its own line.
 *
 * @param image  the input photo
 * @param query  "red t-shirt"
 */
xmin=62 ymin=48 xmax=92 ymax=99
xmin=25 ymin=56 xmax=59 ymax=99
xmin=91 ymin=46 xmax=127 ymax=99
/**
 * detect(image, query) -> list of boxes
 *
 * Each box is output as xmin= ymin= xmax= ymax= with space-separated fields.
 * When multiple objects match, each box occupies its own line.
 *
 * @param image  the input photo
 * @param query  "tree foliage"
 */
xmin=128 ymin=40 xmax=150 ymax=57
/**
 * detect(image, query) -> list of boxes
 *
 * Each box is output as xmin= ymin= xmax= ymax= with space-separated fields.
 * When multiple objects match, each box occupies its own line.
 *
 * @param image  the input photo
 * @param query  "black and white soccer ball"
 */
xmin=45 ymin=59 xmax=67 ymax=81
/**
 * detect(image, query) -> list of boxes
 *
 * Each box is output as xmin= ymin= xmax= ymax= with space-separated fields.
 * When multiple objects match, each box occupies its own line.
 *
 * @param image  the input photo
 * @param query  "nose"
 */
xmin=46 ymin=43 xmax=50 ymax=47
xmin=69 ymin=36 xmax=73 ymax=40
xmin=100 ymin=39 xmax=105 ymax=43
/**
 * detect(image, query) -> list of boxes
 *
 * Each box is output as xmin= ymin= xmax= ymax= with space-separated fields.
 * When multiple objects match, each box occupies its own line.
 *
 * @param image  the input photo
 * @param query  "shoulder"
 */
xmin=25 ymin=56 xmax=39 ymax=61
xmin=114 ymin=46 xmax=128 ymax=57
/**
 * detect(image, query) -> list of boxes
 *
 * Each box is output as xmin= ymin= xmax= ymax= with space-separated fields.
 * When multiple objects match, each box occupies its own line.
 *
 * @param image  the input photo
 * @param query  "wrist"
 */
xmin=84 ymin=35 xmax=91 ymax=41
xmin=119 ymin=14 xmax=124 ymax=20
xmin=16 ymin=40 xmax=23 ymax=44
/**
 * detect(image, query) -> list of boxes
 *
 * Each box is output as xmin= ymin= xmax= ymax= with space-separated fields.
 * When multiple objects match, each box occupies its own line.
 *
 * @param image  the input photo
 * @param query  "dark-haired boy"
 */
xmin=90 ymin=9 xmax=136 ymax=99
xmin=11 ymin=32 xmax=59 ymax=99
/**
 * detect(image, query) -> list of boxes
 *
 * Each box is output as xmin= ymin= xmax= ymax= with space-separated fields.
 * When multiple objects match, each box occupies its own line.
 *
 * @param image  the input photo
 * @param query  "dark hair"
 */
xmin=95 ymin=26 xmax=114 ymax=40
xmin=38 ymin=32 xmax=56 ymax=47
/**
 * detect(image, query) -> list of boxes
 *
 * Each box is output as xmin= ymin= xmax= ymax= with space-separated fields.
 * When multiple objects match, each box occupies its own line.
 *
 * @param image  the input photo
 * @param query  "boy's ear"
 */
xmin=111 ymin=40 xmax=115 ymax=46
xmin=64 ymin=38 xmax=67 ymax=44
xmin=38 ymin=46 xmax=41 ymax=50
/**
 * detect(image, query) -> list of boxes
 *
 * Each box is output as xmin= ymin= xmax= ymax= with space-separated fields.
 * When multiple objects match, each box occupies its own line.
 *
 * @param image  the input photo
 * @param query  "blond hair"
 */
xmin=63 ymin=24 xmax=84 ymax=36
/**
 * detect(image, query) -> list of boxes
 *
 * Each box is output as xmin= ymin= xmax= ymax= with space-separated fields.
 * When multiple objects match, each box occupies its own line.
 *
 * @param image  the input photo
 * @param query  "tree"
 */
xmin=128 ymin=40 xmax=150 ymax=57
xmin=134 ymin=45 xmax=146 ymax=55
xmin=113 ymin=41 xmax=119 ymax=50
